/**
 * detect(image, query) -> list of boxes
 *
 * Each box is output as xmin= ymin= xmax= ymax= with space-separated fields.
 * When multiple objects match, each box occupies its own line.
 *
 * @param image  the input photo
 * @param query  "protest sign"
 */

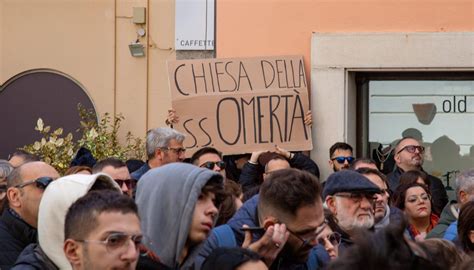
xmin=167 ymin=55 xmax=312 ymax=155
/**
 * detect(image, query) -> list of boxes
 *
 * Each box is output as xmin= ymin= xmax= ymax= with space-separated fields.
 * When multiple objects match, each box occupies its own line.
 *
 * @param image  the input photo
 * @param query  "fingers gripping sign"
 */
xmin=241 ymin=224 xmax=289 ymax=267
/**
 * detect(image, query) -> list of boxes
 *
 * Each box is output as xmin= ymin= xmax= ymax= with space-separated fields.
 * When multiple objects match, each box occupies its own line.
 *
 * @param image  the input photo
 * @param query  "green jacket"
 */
xmin=426 ymin=201 xmax=458 ymax=239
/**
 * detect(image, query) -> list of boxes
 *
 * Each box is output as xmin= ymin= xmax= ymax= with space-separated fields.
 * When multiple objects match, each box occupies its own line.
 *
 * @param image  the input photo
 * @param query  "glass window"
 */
xmin=358 ymin=74 xmax=473 ymax=197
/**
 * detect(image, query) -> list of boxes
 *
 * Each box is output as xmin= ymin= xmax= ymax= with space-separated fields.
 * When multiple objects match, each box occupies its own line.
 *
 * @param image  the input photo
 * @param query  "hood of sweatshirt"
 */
xmin=136 ymin=163 xmax=223 ymax=268
xmin=38 ymin=173 xmax=121 ymax=269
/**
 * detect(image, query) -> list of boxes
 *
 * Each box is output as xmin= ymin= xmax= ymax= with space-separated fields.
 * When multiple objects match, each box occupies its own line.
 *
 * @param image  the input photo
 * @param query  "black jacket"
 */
xmin=0 ymin=209 xmax=37 ymax=270
xmin=387 ymin=166 xmax=448 ymax=216
xmin=11 ymin=244 xmax=58 ymax=270
xmin=239 ymin=152 xmax=320 ymax=194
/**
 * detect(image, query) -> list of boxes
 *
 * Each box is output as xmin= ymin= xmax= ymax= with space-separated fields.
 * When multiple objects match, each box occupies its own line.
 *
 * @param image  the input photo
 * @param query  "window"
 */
xmin=357 ymin=72 xmax=474 ymax=190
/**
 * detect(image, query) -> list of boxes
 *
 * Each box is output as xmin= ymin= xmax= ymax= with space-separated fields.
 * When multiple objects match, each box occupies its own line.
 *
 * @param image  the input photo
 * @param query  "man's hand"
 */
xmin=241 ymin=224 xmax=289 ymax=267
xmin=304 ymin=110 xmax=312 ymax=127
xmin=274 ymin=145 xmax=291 ymax=160
xmin=249 ymin=150 xmax=267 ymax=164
xmin=165 ymin=109 xmax=179 ymax=126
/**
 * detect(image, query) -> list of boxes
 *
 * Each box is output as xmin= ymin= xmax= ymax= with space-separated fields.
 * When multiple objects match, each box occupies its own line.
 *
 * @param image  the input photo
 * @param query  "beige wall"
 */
xmin=0 ymin=0 xmax=178 ymax=143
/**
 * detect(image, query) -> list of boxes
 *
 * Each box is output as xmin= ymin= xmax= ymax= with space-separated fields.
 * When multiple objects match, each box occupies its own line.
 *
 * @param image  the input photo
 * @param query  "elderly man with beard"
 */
xmin=323 ymin=170 xmax=381 ymax=253
xmin=356 ymin=168 xmax=404 ymax=231
xmin=387 ymin=137 xmax=448 ymax=216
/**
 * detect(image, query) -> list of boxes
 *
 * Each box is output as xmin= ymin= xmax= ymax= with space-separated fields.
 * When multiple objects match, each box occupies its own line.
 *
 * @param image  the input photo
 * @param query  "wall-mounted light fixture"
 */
xmin=129 ymin=7 xmax=147 ymax=57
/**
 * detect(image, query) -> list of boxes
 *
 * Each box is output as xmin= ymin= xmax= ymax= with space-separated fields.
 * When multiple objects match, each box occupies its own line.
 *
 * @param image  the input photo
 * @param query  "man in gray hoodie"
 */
xmin=136 ymin=163 xmax=224 ymax=269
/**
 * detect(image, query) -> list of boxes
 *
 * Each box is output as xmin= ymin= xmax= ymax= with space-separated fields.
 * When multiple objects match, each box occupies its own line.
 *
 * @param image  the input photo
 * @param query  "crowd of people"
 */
xmin=0 ymin=120 xmax=473 ymax=269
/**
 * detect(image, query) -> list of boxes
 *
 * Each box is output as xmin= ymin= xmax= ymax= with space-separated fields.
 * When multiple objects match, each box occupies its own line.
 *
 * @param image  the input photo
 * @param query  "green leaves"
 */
xmin=21 ymin=104 xmax=145 ymax=174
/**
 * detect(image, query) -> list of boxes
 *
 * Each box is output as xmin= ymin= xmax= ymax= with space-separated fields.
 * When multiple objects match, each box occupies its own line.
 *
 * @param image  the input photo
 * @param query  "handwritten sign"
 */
xmin=168 ymin=56 xmax=312 ymax=155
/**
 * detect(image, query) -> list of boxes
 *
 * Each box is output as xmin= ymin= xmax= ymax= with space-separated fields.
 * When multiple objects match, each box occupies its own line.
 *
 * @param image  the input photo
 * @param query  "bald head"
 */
xmin=6 ymin=162 xmax=59 ymax=227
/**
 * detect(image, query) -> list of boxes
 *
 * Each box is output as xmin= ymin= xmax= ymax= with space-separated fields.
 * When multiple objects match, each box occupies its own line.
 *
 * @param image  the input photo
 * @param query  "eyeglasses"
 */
xmin=397 ymin=145 xmax=425 ymax=155
xmin=161 ymin=147 xmax=186 ymax=155
xmin=286 ymin=219 xmax=328 ymax=250
xmin=317 ymin=232 xmax=341 ymax=247
xmin=331 ymin=156 xmax=355 ymax=164
xmin=14 ymin=177 xmax=54 ymax=190
xmin=76 ymin=232 xmax=143 ymax=253
xmin=334 ymin=192 xmax=376 ymax=203
xmin=114 ymin=179 xmax=136 ymax=189
xmin=406 ymin=193 xmax=431 ymax=204
xmin=199 ymin=161 xmax=226 ymax=170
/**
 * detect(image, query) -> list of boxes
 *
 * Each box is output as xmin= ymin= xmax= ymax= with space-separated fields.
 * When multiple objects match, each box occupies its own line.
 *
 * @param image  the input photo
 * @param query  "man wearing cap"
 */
xmin=323 ymin=170 xmax=381 ymax=253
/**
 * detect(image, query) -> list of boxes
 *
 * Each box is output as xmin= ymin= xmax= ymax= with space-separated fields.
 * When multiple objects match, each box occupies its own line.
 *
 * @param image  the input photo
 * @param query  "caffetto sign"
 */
xmin=167 ymin=55 xmax=312 ymax=156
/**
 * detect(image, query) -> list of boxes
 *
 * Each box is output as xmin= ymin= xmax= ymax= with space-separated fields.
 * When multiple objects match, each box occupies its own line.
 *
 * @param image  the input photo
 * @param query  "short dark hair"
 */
xmin=329 ymin=142 xmax=353 ymax=158
xmin=399 ymin=170 xmax=430 ymax=187
xmin=8 ymin=150 xmax=39 ymax=164
xmin=356 ymin=167 xmax=389 ymax=188
xmin=392 ymin=182 xmax=431 ymax=211
xmin=458 ymin=200 xmax=474 ymax=254
xmin=201 ymin=175 xmax=226 ymax=209
xmin=190 ymin=147 xmax=223 ymax=165
xmin=64 ymin=190 xmax=138 ymax=241
xmin=92 ymin=158 xmax=126 ymax=174
xmin=349 ymin=158 xmax=376 ymax=170
xmin=258 ymin=168 xmax=321 ymax=222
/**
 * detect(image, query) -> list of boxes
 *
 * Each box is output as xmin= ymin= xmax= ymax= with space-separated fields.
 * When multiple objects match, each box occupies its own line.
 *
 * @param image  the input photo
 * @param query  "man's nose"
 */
xmin=360 ymin=196 xmax=373 ymax=209
xmin=121 ymin=182 xmax=129 ymax=192
xmin=120 ymin=238 xmax=139 ymax=262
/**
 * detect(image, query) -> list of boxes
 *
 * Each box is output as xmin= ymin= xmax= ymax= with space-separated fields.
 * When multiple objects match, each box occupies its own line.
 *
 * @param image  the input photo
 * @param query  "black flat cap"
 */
xmin=323 ymin=170 xmax=381 ymax=199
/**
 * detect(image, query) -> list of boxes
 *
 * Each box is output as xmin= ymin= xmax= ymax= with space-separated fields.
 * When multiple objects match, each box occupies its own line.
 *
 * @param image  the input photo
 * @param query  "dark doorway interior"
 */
xmin=0 ymin=70 xmax=96 ymax=159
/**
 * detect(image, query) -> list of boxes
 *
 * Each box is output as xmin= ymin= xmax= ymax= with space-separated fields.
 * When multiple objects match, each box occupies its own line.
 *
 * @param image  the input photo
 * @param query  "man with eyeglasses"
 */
xmin=63 ymin=190 xmax=141 ymax=270
xmin=323 ymin=170 xmax=381 ymax=253
xmin=328 ymin=142 xmax=354 ymax=172
xmin=93 ymin=158 xmax=135 ymax=197
xmin=190 ymin=147 xmax=226 ymax=177
xmin=387 ymin=136 xmax=448 ymax=216
xmin=0 ymin=161 xmax=59 ymax=269
xmin=195 ymin=168 xmax=330 ymax=270
xmin=356 ymin=168 xmax=404 ymax=232
xmin=12 ymin=173 xmax=122 ymax=269
xmin=131 ymin=127 xmax=186 ymax=181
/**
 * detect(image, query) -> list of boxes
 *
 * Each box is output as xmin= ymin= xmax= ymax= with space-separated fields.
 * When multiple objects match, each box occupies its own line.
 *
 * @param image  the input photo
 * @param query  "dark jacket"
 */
xmin=426 ymin=201 xmax=458 ymax=239
xmin=195 ymin=195 xmax=330 ymax=270
xmin=239 ymin=153 xmax=320 ymax=194
xmin=387 ymin=166 xmax=448 ymax=216
xmin=131 ymin=162 xmax=151 ymax=181
xmin=0 ymin=209 xmax=37 ymax=270
xmin=11 ymin=244 xmax=58 ymax=270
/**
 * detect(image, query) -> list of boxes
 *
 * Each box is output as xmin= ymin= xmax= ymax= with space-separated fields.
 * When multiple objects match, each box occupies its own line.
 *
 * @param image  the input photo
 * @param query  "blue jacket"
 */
xmin=195 ymin=195 xmax=330 ymax=270
xmin=443 ymin=220 xmax=457 ymax=241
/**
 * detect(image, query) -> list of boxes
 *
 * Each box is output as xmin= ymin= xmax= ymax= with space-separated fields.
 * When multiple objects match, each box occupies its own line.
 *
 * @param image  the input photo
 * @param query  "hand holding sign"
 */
xmin=167 ymin=56 xmax=313 ymax=156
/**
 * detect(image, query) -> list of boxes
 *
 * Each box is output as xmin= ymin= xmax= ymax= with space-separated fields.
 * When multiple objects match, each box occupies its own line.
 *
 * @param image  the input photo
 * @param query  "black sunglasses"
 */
xmin=114 ymin=179 xmax=137 ymax=189
xmin=331 ymin=156 xmax=355 ymax=164
xmin=199 ymin=161 xmax=226 ymax=170
xmin=14 ymin=177 xmax=54 ymax=190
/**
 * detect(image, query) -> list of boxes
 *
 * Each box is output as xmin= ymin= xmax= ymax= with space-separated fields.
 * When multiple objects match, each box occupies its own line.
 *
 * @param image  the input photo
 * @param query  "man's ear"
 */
xmin=64 ymin=239 xmax=82 ymax=268
xmin=261 ymin=216 xmax=278 ymax=230
xmin=458 ymin=190 xmax=467 ymax=204
xmin=326 ymin=196 xmax=337 ymax=215
xmin=394 ymin=152 xmax=401 ymax=164
xmin=7 ymin=188 xmax=21 ymax=208
xmin=154 ymin=148 xmax=163 ymax=160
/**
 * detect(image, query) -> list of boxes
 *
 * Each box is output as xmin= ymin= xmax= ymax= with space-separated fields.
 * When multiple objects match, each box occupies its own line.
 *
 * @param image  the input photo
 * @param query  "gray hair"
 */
xmin=146 ymin=127 xmax=185 ymax=159
xmin=455 ymin=168 xmax=474 ymax=200
xmin=0 ymin=160 xmax=13 ymax=180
